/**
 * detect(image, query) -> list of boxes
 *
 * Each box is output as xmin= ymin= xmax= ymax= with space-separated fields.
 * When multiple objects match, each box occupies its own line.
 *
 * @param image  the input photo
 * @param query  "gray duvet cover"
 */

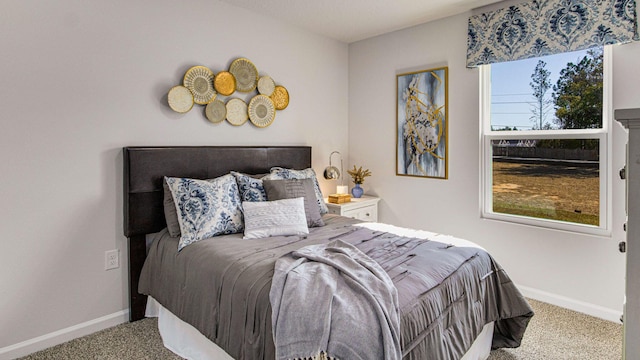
xmin=139 ymin=215 xmax=533 ymax=360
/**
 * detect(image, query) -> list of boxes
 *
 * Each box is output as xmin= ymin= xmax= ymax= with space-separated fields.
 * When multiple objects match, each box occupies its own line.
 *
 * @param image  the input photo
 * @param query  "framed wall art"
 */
xmin=396 ymin=66 xmax=448 ymax=179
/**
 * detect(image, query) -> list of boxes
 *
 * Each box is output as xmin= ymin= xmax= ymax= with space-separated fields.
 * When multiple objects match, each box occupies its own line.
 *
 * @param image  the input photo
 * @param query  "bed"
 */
xmin=123 ymin=146 xmax=533 ymax=360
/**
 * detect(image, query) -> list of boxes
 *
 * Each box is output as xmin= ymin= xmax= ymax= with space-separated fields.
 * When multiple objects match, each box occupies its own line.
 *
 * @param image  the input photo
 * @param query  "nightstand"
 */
xmin=325 ymin=195 xmax=380 ymax=222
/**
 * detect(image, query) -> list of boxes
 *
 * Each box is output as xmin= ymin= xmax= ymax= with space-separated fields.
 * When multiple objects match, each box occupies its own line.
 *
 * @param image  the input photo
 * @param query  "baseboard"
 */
xmin=0 ymin=310 xmax=129 ymax=360
xmin=518 ymin=284 xmax=623 ymax=323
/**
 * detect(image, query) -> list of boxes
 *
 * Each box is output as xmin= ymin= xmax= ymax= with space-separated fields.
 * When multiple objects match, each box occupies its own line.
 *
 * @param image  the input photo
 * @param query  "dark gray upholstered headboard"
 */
xmin=123 ymin=146 xmax=312 ymax=321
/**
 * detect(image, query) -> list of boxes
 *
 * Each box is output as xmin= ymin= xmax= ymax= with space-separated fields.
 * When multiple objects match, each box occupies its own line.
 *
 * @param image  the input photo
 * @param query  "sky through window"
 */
xmin=490 ymin=49 xmax=592 ymax=130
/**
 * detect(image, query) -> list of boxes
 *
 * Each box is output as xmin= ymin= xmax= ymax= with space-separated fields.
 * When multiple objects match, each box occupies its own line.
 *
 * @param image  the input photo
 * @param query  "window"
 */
xmin=480 ymin=47 xmax=611 ymax=235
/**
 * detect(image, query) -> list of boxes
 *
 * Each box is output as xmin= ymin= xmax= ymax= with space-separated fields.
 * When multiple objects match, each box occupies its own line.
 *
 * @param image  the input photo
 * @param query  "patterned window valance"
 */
xmin=466 ymin=0 xmax=638 ymax=67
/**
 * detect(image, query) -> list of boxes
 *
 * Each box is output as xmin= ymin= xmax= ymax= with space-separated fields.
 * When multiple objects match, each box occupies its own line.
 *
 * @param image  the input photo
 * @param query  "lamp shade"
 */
xmin=323 ymin=165 xmax=340 ymax=180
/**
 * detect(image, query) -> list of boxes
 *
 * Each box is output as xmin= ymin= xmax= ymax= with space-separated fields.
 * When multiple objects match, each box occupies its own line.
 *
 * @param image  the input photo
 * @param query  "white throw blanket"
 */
xmin=270 ymin=239 xmax=402 ymax=360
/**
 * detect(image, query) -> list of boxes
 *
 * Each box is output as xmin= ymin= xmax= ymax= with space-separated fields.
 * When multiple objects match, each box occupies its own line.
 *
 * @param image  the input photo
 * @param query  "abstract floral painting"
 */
xmin=396 ymin=67 xmax=448 ymax=179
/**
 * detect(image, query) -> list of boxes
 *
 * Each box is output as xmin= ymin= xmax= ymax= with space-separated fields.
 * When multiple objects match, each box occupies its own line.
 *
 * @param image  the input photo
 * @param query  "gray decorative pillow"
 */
xmin=163 ymin=179 xmax=182 ymax=237
xmin=242 ymin=197 xmax=309 ymax=239
xmin=269 ymin=167 xmax=329 ymax=214
xmin=263 ymin=178 xmax=325 ymax=227
xmin=165 ymin=175 xmax=244 ymax=251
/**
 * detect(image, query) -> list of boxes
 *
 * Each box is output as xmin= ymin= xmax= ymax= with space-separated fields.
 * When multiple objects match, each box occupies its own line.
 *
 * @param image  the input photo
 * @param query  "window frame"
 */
xmin=479 ymin=46 xmax=613 ymax=236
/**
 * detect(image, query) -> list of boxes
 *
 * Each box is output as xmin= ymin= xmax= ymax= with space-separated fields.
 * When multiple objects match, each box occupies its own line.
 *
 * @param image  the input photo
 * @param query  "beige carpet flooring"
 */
xmin=18 ymin=299 xmax=622 ymax=360
xmin=487 ymin=299 xmax=622 ymax=360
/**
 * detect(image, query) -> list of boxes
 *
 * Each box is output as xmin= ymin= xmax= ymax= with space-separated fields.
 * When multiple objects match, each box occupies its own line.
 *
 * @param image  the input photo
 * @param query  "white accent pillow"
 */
xmin=242 ymin=197 xmax=309 ymax=239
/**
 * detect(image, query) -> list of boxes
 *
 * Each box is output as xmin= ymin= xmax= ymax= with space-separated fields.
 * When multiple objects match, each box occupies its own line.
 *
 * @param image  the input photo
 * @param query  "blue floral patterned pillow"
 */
xmin=269 ymin=167 xmax=328 ymax=214
xmin=231 ymin=171 xmax=269 ymax=202
xmin=165 ymin=174 xmax=244 ymax=251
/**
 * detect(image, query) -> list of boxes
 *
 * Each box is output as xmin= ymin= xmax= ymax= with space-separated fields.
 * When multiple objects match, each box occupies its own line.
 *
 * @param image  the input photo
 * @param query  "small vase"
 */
xmin=351 ymin=183 xmax=364 ymax=198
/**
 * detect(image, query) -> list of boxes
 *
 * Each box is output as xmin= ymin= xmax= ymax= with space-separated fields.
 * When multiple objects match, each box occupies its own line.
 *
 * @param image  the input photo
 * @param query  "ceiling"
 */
xmin=218 ymin=0 xmax=505 ymax=43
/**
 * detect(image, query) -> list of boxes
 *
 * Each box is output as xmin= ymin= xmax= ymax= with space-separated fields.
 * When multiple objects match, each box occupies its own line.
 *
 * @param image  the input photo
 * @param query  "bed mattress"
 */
xmin=139 ymin=215 xmax=532 ymax=359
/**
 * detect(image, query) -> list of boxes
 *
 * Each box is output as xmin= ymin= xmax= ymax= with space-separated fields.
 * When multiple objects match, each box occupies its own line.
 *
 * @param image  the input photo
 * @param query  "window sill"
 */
xmin=481 ymin=211 xmax=612 ymax=237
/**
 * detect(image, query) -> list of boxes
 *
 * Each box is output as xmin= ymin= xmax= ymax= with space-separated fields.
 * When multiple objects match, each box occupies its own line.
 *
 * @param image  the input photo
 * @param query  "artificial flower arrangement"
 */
xmin=347 ymin=165 xmax=372 ymax=184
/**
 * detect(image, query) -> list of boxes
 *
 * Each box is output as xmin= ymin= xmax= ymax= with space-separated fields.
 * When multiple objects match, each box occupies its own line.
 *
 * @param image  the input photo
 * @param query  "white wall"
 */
xmin=0 ymin=0 xmax=348 ymax=355
xmin=348 ymin=13 xmax=638 ymax=320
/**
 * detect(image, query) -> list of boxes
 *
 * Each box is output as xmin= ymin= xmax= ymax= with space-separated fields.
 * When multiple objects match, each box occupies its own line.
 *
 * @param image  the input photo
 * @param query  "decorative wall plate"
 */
xmin=214 ymin=71 xmax=236 ymax=96
xmin=270 ymin=85 xmax=289 ymax=110
xmin=225 ymin=98 xmax=248 ymax=126
xmin=248 ymin=95 xmax=276 ymax=128
xmin=257 ymin=76 xmax=276 ymax=96
xmin=183 ymin=66 xmax=216 ymax=104
xmin=167 ymin=85 xmax=194 ymax=113
xmin=229 ymin=58 xmax=258 ymax=92
xmin=205 ymin=99 xmax=226 ymax=123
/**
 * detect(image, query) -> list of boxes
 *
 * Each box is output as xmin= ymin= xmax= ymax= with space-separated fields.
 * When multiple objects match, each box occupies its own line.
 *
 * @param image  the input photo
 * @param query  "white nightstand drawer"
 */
xmin=342 ymin=205 xmax=377 ymax=221
xmin=325 ymin=195 xmax=380 ymax=222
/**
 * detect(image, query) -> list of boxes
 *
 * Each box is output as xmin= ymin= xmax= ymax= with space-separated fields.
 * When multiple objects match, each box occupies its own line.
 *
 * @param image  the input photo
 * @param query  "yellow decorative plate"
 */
xmin=214 ymin=71 xmax=236 ymax=96
xmin=183 ymin=66 xmax=216 ymax=104
xmin=229 ymin=58 xmax=258 ymax=92
xmin=205 ymin=99 xmax=226 ymax=123
xmin=225 ymin=98 xmax=248 ymax=126
xmin=167 ymin=85 xmax=194 ymax=113
xmin=248 ymin=95 xmax=276 ymax=128
xmin=257 ymin=76 xmax=276 ymax=96
xmin=270 ymin=85 xmax=289 ymax=110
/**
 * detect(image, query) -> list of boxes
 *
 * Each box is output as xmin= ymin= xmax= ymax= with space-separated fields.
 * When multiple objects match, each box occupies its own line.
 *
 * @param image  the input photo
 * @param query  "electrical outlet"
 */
xmin=105 ymin=249 xmax=119 ymax=270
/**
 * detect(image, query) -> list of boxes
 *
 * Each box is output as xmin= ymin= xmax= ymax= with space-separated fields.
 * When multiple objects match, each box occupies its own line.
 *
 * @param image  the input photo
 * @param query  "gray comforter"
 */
xmin=139 ymin=215 xmax=533 ymax=360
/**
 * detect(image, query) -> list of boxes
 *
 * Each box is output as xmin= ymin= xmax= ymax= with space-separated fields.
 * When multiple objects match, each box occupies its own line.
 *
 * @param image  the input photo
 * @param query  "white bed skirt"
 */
xmin=145 ymin=297 xmax=493 ymax=360
xmin=146 ymin=296 xmax=234 ymax=360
